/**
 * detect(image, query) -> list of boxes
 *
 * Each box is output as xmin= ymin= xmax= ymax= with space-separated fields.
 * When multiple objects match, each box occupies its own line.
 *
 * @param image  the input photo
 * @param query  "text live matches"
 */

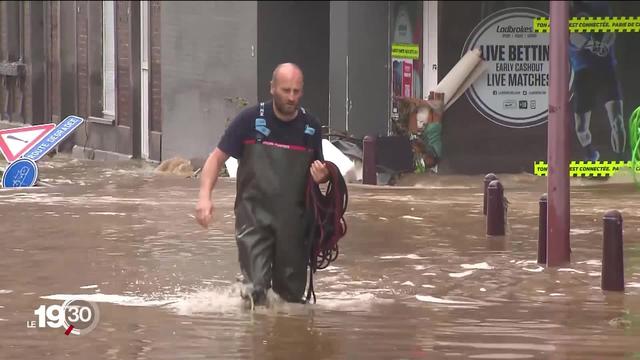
xmin=26 ymin=299 xmax=100 ymax=336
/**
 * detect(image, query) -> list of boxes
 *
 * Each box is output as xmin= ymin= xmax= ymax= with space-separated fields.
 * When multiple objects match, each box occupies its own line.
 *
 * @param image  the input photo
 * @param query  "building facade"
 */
xmin=2 ymin=1 xmax=638 ymax=173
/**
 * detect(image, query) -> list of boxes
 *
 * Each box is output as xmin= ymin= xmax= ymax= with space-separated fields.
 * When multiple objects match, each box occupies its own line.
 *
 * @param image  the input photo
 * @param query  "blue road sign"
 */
xmin=22 ymin=115 xmax=84 ymax=162
xmin=2 ymin=158 xmax=39 ymax=188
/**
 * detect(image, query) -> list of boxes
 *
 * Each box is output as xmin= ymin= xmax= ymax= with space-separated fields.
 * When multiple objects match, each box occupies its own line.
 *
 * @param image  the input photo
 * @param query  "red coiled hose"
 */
xmin=305 ymin=161 xmax=348 ymax=303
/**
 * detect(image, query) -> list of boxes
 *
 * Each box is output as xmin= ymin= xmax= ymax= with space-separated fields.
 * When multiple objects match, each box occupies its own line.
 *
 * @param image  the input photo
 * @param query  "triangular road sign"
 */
xmin=0 ymin=124 xmax=56 ymax=162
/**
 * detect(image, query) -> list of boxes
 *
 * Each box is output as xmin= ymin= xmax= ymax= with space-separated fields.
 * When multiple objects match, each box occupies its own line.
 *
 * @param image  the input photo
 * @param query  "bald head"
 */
xmin=271 ymin=63 xmax=304 ymax=85
xmin=270 ymin=63 xmax=304 ymax=121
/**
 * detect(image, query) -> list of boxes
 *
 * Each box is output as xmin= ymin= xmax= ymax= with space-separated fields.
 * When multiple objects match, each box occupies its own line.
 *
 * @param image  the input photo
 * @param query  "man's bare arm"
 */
xmin=196 ymin=148 xmax=230 ymax=228
xmin=199 ymin=148 xmax=230 ymax=199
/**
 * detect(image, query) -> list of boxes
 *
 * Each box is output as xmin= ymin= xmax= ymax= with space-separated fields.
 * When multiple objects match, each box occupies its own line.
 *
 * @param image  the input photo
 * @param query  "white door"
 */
xmin=140 ymin=0 xmax=150 ymax=159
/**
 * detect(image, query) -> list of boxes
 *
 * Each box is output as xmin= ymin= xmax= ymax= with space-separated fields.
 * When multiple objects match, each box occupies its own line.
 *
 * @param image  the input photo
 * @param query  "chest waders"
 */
xmin=235 ymin=102 xmax=315 ymax=305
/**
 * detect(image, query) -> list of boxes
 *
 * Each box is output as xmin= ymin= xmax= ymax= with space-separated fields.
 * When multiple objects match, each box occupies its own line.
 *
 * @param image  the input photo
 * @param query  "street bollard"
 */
xmin=602 ymin=210 xmax=624 ymax=292
xmin=362 ymin=135 xmax=377 ymax=185
xmin=538 ymin=193 xmax=548 ymax=264
xmin=486 ymin=180 xmax=505 ymax=236
xmin=483 ymin=173 xmax=498 ymax=215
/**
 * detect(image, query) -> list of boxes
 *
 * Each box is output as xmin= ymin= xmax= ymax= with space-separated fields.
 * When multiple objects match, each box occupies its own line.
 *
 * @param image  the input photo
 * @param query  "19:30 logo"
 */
xmin=27 ymin=299 xmax=100 ymax=336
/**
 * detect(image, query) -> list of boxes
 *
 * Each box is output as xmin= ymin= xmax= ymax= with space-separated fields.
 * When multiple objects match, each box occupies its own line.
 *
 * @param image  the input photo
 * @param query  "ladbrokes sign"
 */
xmin=462 ymin=8 xmax=553 ymax=128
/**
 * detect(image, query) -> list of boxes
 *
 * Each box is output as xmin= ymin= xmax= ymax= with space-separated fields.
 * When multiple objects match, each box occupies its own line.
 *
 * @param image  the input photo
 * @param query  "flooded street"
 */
xmin=1 ymin=156 xmax=640 ymax=359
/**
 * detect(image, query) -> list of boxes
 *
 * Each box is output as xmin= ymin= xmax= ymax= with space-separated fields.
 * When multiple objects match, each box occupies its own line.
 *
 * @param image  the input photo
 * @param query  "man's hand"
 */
xmin=195 ymin=197 xmax=214 ymax=228
xmin=310 ymin=160 xmax=329 ymax=184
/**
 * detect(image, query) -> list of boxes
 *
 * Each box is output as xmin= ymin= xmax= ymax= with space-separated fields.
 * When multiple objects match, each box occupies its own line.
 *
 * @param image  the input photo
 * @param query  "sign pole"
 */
xmin=546 ymin=1 xmax=571 ymax=266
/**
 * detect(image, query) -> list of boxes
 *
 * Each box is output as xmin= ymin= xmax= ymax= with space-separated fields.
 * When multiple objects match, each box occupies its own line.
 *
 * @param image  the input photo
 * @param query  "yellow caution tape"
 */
xmin=533 ymin=161 xmax=640 ymax=177
xmin=391 ymin=43 xmax=420 ymax=60
xmin=533 ymin=17 xmax=640 ymax=32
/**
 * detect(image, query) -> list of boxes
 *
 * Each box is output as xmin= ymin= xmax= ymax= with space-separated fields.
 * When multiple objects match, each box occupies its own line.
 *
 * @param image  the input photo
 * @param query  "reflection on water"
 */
xmin=1 ymin=156 xmax=640 ymax=359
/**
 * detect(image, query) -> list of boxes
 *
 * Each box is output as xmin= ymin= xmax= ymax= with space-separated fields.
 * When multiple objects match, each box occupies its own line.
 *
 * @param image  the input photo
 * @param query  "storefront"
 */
xmin=390 ymin=1 xmax=424 ymax=123
xmin=438 ymin=1 xmax=640 ymax=174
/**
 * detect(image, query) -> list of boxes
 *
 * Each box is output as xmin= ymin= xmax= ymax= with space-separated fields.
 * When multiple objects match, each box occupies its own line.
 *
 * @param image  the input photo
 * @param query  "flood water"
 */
xmin=1 ymin=156 xmax=640 ymax=359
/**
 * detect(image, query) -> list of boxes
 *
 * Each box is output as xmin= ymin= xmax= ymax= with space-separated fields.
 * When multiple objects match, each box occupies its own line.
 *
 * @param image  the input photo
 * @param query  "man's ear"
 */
xmin=270 ymin=81 xmax=275 ymax=96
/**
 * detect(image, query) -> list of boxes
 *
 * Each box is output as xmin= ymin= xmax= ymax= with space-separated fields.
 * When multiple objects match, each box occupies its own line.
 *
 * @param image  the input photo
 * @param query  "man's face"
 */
xmin=270 ymin=73 xmax=303 ymax=118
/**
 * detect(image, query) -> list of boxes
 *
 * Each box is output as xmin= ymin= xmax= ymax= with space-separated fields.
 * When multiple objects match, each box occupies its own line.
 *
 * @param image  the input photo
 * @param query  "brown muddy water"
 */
xmin=1 ymin=156 xmax=639 ymax=359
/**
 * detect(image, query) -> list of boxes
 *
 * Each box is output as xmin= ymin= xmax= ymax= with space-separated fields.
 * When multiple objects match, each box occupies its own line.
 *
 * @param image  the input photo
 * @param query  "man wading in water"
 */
xmin=196 ymin=63 xmax=329 ymax=306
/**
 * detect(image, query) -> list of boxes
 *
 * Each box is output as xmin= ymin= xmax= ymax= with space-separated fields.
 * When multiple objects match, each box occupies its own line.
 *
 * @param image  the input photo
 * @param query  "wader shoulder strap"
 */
xmin=301 ymin=107 xmax=315 ymax=149
xmin=255 ymin=102 xmax=270 ymax=142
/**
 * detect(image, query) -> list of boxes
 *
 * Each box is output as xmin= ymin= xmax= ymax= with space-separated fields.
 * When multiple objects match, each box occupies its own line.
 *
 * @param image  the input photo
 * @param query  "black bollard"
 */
xmin=483 ymin=173 xmax=498 ymax=215
xmin=602 ymin=210 xmax=624 ymax=291
xmin=538 ymin=193 xmax=548 ymax=264
xmin=486 ymin=180 xmax=505 ymax=236
xmin=362 ymin=135 xmax=377 ymax=185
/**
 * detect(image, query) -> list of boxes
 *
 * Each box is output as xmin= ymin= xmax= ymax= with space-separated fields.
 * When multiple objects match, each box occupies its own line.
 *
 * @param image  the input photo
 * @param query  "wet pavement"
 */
xmin=1 ymin=155 xmax=640 ymax=359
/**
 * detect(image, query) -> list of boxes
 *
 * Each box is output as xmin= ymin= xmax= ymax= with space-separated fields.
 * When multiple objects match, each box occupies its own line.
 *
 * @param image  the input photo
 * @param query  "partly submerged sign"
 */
xmin=1 ymin=158 xmax=39 ymax=188
xmin=22 ymin=115 xmax=84 ymax=162
xmin=0 ymin=124 xmax=56 ymax=163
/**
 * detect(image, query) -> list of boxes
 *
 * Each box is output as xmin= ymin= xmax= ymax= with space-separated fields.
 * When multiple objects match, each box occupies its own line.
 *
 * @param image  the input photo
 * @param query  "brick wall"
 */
xmin=76 ymin=1 xmax=89 ymax=120
xmin=0 ymin=2 xmax=22 ymax=123
xmin=115 ymin=1 xmax=131 ymax=128
xmin=150 ymin=0 xmax=161 ymax=133
xmin=49 ymin=1 xmax=61 ymax=122
xmin=87 ymin=1 xmax=103 ymax=118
